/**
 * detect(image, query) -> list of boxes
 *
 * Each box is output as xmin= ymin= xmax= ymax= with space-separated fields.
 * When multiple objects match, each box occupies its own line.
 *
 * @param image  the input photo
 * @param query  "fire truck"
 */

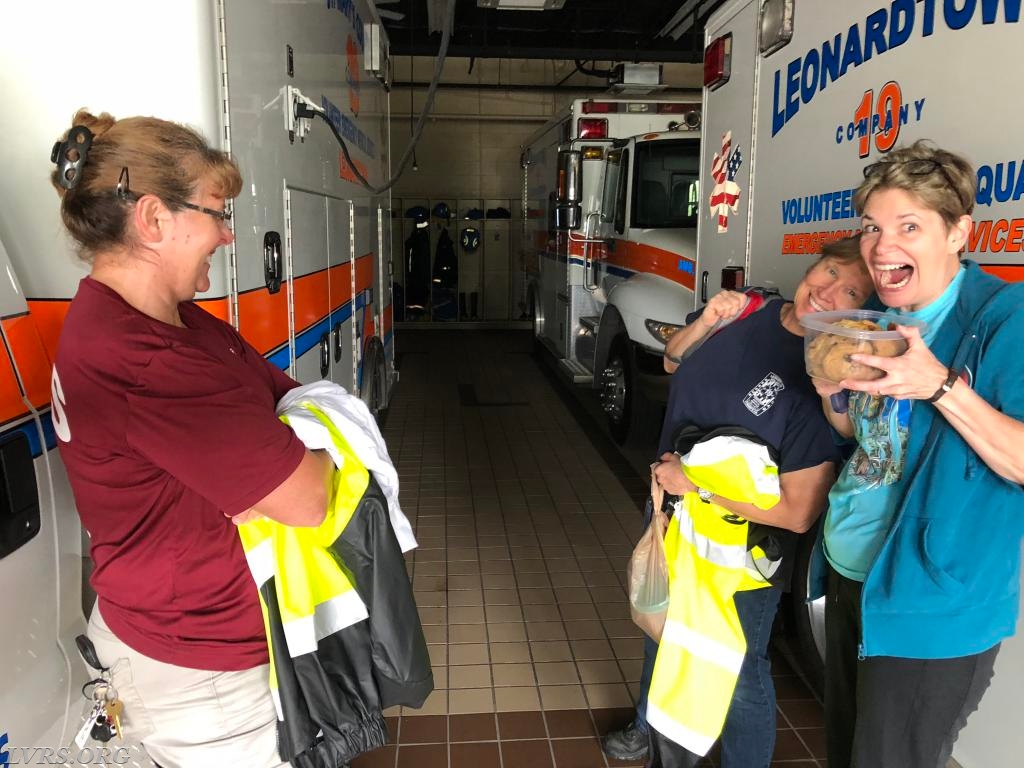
xmin=701 ymin=2 xmax=1023 ymax=763
xmin=522 ymin=96 xmax=703 ymax=443
xmin=0 ymin=0 xmax=395 ymax=757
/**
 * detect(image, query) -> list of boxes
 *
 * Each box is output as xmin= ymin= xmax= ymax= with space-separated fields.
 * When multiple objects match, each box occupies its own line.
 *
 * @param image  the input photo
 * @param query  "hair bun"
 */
xmin=69 ymin=109 xmax=116 ymax=140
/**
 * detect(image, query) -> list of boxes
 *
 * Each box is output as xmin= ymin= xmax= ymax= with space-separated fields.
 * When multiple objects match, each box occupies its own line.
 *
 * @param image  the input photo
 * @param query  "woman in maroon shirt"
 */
xmin=51 ymin=109 xmax=333 ymax=766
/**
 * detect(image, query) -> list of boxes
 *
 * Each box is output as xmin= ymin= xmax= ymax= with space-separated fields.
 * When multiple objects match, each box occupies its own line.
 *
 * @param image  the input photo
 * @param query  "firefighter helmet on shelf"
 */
xmin=460 ymin=227 xmax=480 ymax=253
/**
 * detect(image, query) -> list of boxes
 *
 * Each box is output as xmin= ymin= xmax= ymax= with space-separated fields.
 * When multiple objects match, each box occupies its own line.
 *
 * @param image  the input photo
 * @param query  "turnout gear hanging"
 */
xmin=404 ymin=216 xmax=430 ymax=313
xmin=432 ymin=226 xmax=458 ymax=320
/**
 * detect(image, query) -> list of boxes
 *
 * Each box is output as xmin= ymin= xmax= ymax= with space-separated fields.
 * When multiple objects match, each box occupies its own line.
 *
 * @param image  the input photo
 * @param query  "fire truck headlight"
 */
xmin=645 ymin=319 xmax=684 ymax=347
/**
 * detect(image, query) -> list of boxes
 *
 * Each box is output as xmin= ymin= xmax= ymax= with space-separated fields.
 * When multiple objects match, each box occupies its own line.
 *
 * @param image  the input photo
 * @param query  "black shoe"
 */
xmin=600 ymin=721 xmax=649 ymax=761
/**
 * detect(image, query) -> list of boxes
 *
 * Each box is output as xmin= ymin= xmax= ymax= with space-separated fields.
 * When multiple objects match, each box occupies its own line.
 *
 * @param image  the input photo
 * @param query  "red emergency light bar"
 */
xmin=577 ymin=118 xmax=608 ymax=139
xmin=704 ymin=33 xmax=732 ymax=90
xmin=581 ymin=101 xmax=700 ymax=115
xmin=581 ymin=101 xmax=617 ymax=114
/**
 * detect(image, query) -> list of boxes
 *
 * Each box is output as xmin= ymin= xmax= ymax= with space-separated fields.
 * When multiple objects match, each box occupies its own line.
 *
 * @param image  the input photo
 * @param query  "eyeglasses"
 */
xmin=862 ymin=158 xmax=971 ymax=210
xmin=862 ymin=158 xmax=956 ymax=188
xmin=115 ymin=167 xmax=232 ymax=222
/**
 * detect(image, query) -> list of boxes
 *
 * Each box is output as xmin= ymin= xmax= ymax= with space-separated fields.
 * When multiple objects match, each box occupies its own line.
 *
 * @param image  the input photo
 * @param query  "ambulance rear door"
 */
xmin=697 ymin=0 xmax=760 ymax=305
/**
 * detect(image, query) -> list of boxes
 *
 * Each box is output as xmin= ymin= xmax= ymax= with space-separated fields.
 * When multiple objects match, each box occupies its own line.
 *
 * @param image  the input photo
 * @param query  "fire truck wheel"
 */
xmin=601 ymin=335 xmax=656 ymax=445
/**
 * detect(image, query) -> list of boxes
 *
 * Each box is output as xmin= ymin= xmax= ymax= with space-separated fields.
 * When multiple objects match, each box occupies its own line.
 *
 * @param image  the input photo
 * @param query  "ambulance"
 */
xmin=522 ymin=94 xmax=704 ymax=442
xmin=699 ymin=1 xmax=1023 ymax=763
xmin=0 ymin=0 xmax=395 ymax=758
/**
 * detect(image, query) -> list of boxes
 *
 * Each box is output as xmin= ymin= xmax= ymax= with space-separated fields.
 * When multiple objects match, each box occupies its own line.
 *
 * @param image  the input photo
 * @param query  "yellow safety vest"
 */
xmin=645 ymin=436 xmax=780 ymax=756
xmin=237 ymin=403 xmax=372 ymax=718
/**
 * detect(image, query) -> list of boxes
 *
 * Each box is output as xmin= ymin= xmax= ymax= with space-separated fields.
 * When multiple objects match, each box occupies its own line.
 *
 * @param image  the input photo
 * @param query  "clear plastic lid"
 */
xmin=798 ymin=309 xmax=928 ymax=340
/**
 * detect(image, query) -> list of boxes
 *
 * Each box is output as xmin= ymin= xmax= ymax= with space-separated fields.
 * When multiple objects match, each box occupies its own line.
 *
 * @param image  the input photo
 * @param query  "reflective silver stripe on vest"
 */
xmin=660 ymin=619 xmax=745 ymax=672
xmin=243 ymin=537 xmax=275 ymax=588
xmin=673 ymin=502 xmax=748 ymax=570
xmin=645 ymin=702 xmax=717 ymax=757
xmin=282 ymin=590 xmax=369 ymax=657
xmin=745 ymin=549 xmax=779 ymax=583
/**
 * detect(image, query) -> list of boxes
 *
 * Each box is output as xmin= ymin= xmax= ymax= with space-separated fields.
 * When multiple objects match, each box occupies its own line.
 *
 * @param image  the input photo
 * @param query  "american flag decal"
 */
xmin=709 ymin=131 xmax=743 ymax=233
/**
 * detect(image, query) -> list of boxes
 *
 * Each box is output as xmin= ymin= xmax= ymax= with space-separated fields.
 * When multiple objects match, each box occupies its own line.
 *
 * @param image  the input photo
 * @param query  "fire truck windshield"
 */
xmin=632 ymin=139 xmax=700 ymax=230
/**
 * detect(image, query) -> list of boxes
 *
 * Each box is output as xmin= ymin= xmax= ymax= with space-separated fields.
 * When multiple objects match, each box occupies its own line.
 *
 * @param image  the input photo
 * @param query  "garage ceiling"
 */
xmin=377 ymin=0 xmax=730 ymax=63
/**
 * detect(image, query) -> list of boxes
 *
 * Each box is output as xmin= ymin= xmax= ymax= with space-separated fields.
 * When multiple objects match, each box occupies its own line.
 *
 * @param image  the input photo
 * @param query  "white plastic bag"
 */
xmin=628 ymin=474 xmax=670 ymax=641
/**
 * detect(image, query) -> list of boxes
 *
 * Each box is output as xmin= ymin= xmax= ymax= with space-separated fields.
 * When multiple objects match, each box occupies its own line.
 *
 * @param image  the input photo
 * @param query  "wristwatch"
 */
xmin=697 ymin=486 xmax=713 ymax=503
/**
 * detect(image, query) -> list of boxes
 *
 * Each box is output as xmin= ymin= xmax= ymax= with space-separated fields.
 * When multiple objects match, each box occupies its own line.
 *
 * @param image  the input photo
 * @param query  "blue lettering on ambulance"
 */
xmin=781 ymin=188 xmax=858 ymax=224
xmin=770 ymin=0 xmax=1021 ymax=136
xmin=840 ymin=24 xmax=864 ymax=76
xmin=976 ymin=160 xmax=1024 ymax=206
xmin=801 ymin=49 xmax=820 ymax=104
xmin=921 ymin=0 xmax=937 ymax=35
xmin=864 ymin=8 xmax=890 ymax=60
xmin=321 ymin=96 xmax=376 ymax=158
xmin=889 ymin=0 xmax=915 ymax=46
xmin=820 ymin=35 xmax=842 ymax=91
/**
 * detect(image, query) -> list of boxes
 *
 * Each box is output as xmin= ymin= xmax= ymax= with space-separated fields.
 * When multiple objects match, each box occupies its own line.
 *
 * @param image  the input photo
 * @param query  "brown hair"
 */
xmin=51 ymin=109 xmax=242 ymax=259
xmin=819 ymin=234 xmax=863 ymax=267
xmin=805 ymin=234 xmax=870 ymax=283
xmin=853 ymin=140 xmax=975 ymax=228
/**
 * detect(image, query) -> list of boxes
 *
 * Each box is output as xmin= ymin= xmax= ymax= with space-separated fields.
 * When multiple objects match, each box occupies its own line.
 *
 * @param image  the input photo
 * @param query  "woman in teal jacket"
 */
xmin=813 ymin=140 xmax=1024 ymax=768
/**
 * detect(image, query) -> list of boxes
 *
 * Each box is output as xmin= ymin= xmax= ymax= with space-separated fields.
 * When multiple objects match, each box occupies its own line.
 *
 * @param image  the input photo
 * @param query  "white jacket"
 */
xmin=277 ymin=381 xmax=417 ymax=553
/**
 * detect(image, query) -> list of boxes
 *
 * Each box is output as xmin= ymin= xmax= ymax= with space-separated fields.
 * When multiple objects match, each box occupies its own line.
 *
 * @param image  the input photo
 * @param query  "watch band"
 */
xmin=927 ymin=367 xmax=960 ymax=404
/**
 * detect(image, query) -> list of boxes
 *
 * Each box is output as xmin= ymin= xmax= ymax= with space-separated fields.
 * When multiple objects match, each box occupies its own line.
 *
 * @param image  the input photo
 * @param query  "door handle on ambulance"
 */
xmin=319 ymin=332 xmax=330 ymax=378
xmin=332 ymin=322 xmax=343 ymax=363
xmin=583 ymin=211 xmax=601 ymax=292
xmin=264 ymin=231 xmax=283 ymax=294
xmin=700 ymin=270 xmax=709 ymax=304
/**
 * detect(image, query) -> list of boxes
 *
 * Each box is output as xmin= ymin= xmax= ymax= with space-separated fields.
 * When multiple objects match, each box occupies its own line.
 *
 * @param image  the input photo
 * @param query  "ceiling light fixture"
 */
xmin=476 ymin=0 xmax=566 ymax=10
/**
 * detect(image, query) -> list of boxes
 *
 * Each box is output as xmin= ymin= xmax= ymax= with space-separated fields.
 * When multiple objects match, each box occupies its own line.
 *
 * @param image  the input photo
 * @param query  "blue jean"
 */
xmin=634 ymin=586 xmax=783 ymax=768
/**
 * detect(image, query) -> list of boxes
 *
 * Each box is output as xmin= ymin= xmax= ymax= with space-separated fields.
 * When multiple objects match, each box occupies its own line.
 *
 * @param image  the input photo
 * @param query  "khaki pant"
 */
xmin=87 ymin=603 xmax=287 ymax=768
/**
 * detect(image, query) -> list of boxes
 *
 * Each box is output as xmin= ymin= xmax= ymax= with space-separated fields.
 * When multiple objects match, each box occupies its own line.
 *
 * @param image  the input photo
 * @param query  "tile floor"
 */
xmin=355 ymin=330 xmax=826 ymax=768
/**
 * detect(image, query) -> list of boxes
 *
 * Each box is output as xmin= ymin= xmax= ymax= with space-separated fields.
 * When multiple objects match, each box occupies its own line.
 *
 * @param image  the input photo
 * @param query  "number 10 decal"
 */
xmin=854 ymin=82 xmax=903 ymax=158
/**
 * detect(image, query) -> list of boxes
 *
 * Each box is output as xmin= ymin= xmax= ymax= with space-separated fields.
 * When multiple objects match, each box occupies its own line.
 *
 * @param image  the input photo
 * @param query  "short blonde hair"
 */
xmin=854 ymin=140 xmax=975 ymax=228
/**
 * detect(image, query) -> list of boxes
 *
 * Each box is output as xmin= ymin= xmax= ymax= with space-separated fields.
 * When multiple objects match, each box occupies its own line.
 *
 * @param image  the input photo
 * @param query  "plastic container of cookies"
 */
xmin=800 ymin=310 xmax=928 ymax=383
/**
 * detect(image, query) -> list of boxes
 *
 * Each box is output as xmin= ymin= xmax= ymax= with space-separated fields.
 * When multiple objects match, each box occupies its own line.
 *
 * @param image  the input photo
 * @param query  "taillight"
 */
xmin=704 ymin=33 xmax=732 ymax=90
xmin=578 ymin=118 xmax=608 ymax=139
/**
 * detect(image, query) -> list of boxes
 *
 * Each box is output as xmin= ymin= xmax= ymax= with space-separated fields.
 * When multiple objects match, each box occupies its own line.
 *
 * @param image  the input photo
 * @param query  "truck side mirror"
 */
xmin=554 ymin=149 xmax=582 ymax=232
